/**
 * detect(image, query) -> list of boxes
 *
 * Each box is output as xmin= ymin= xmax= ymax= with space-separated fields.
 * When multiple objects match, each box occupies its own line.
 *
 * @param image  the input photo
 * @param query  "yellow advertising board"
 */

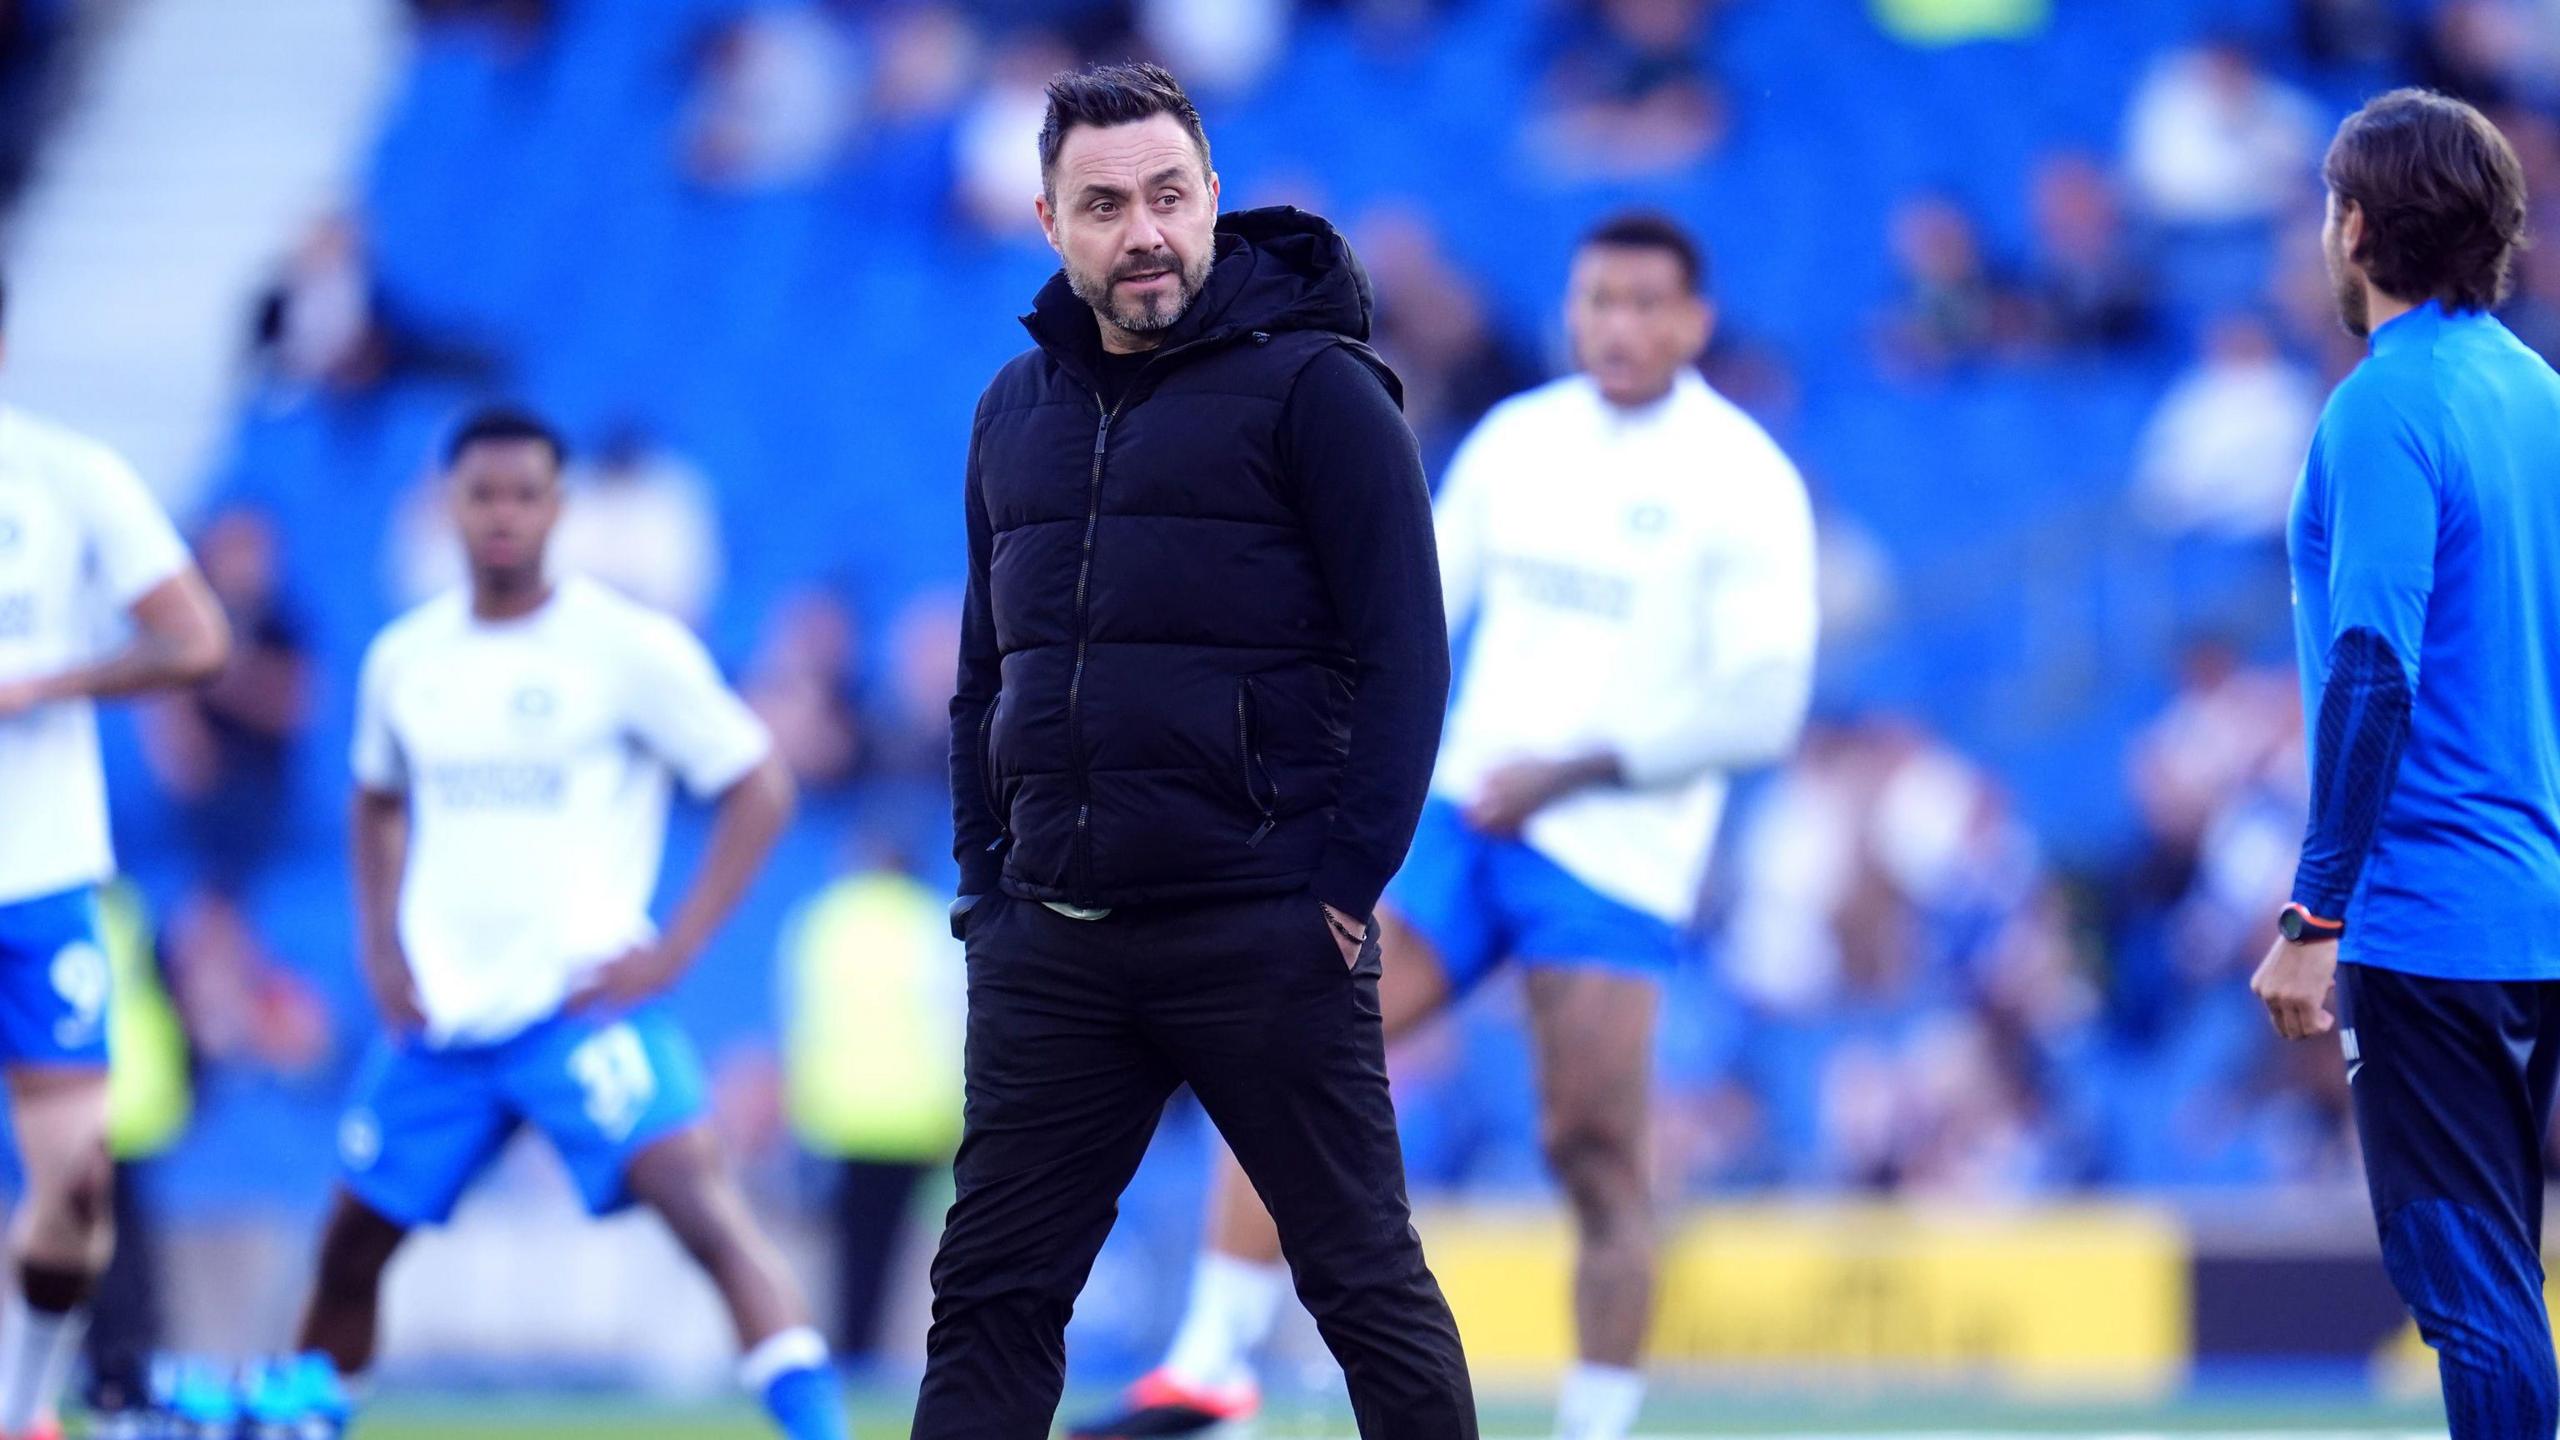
xmin=1419 ymin=1201 xmax=2188 ymax=1394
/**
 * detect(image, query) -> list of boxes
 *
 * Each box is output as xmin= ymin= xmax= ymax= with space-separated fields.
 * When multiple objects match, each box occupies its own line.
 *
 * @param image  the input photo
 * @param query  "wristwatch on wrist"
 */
xmin=2277 ymin=903 xmax=2346 ymax=944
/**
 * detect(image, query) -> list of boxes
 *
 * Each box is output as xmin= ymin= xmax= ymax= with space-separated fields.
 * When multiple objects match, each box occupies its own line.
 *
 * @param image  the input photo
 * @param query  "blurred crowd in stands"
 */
xmin=41 ymin=5 xmax=2560 ymax=1340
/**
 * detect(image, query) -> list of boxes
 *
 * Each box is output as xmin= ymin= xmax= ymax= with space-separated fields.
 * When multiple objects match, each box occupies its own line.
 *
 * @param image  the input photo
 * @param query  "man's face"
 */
xmin=1566 ymin=244 xmax=1712 ymax=408
xmin=1036 ymin=114 xmax=1220 ymax=348
xmin=2324 ymin=191 xmax=2372 ymax=339
xmin=448 ymin=439 xmax=561 ymax=580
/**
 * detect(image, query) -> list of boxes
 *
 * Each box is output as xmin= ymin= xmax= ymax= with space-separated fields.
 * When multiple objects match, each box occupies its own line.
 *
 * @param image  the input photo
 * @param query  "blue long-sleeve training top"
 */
xmin=2287 ymin=301 xmax=2560 ymax=979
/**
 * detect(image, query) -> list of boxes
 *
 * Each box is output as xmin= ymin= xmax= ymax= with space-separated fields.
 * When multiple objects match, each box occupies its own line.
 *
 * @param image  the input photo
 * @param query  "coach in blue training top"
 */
xmin=2253 ymin=89 xmax=2560 ymax=1438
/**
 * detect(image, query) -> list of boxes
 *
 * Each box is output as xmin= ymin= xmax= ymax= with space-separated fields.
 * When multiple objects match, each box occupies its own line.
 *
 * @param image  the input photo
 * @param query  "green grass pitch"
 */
xmin=337 ymin=1393 xmax=2454 ymax=1439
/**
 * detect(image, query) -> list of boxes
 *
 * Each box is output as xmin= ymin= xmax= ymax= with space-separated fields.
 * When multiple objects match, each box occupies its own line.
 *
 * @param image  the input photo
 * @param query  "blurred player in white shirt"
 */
xmin=287 ymin=408 xmax=847 ymax=1440
xmin=0 ymin=292 xmax=230 ymax=1440
xmin=1079 ymin=215 xmax=1816 ymax=1440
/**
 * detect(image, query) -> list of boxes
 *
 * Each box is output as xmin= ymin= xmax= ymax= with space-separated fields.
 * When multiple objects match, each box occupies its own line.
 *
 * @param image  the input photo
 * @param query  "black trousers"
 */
xmin=2339 ymin=963 xmax=2560 ymax=1439
xmin=911 ymin=890 xmax=1477 ymax=1440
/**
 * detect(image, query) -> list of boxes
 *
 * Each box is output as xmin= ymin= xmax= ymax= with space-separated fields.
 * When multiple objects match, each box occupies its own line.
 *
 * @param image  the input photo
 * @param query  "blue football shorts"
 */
xmin=0 ymin=885 xmax=111 ymax=1069
xmin=1384 ymin=799 xmax=1684 ymax=996
xmin=338 ymin=1004 xmax=708 ymax=1227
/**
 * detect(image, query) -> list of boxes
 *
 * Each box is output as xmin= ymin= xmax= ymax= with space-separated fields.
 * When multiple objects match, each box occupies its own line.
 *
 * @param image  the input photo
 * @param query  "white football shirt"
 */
xmin=353 ymin=577 xmax=771 ymax=1046
xmin=0 ymin=407 xmax=191 ymax=905
xmin=1433 ymin=371 xmax=1818 ymax=923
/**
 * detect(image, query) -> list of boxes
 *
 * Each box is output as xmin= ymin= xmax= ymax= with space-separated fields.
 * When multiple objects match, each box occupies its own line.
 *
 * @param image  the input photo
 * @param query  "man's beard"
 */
xmin=1069 ymin=247 xmax=1212 ymax=337
xmin=2328 ymin=236 xmax=2370 ymax=338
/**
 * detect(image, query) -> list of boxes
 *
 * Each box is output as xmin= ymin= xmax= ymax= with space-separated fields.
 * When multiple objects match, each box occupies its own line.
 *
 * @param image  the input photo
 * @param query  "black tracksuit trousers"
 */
xmin=910 ymin=889 xmax=1478 ymax=1440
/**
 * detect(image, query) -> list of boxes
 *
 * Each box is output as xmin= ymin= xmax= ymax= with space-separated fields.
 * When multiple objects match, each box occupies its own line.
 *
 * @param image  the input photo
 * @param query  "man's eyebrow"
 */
xmin=1075 ymin=166 xmax=1193 ymax=203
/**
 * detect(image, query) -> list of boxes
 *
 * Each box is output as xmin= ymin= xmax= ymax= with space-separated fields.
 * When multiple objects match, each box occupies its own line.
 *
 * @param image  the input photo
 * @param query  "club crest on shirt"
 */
xmin=512 ymin=684 xmax=558 ymax=722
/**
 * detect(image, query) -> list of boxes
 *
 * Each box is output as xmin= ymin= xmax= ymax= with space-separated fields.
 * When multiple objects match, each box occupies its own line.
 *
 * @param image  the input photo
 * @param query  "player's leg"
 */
xmin=295 ymin=1038 xmax=510 ymax=1386
xmin=0 ymin=1069 xmax=112 ymax=1440
xmin=1158 ymin=892 xmax=1477 ymax=1440
xmin=510 ymin=1006 xmax=842 ymax=1440
xmin=915 ymin=896 xmax=1185 ymax=1440
xmin=2338 ymin=963 xmax=2560 ymax=1439
xmin=539 ymin=1016 xmax=806 ymax=1346
xmin=627 ymin=1125 xmax=805 ymax=1342
xmin=1077 ymin=808 xmax=1487 ymax=1439
xmin=1504 ymin=841 xmax=1679 ymax=1440
xmin=1523 ymin=968 xmax=1659 ymax=1440
xmin=624 ymin=1124 xmax=844 ymax=1440
xmin=293 ymin=1191 xmax=410 ymax=1374
xmin=0 ymin=887 xmax=118 ymax=1439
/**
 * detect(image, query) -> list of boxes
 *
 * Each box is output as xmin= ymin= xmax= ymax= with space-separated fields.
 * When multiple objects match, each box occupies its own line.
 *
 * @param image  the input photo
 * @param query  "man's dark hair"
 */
xmin=444 ymin=403 xmax=566 ymax=471
xmin=1037 ymin=62 xmax=1211 ymax=193
xmin=2323 ymin=88 xmax=2528 ymax=313
xmin=1580 ymin=212 xmax=1710 ymax=296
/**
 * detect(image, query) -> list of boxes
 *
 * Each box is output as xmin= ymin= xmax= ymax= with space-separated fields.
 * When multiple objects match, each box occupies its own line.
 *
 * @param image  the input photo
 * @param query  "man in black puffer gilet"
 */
xmin=954 ymin=202 xmax=1445 ymax=914
xmin=916 ymin=63 xmax=1476 ymax=1440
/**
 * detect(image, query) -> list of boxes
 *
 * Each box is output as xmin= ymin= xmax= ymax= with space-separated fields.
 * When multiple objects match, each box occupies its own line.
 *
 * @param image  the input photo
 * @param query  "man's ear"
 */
xmin=1208 ymin=170 xmax=1221 ymax=207
xmin=1035 ymin=192 xmax=1061 ymax=256
xmin=2340 ymin=200 xmax=2366 ymax=267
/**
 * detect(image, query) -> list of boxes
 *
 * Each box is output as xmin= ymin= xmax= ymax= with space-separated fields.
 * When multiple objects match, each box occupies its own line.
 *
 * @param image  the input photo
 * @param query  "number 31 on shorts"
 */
xmin=568 ymin=1023 xmax=658 ymax=1142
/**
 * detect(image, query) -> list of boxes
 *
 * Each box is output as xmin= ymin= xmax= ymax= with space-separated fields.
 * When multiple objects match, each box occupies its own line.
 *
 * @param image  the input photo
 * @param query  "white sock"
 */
xmin=1158 ymin=1252 xmax=1289 ymax=1393
xmin=333 ymin=1363 xmax=373 ymax=1406
xmin=1554 ymin=1362 xmax=1645 ymax=1440
xmin=738 ymin=1325 xmax=830 ymax=1392
xmin=0 ymin=1290 xmax=87 ymax=1435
